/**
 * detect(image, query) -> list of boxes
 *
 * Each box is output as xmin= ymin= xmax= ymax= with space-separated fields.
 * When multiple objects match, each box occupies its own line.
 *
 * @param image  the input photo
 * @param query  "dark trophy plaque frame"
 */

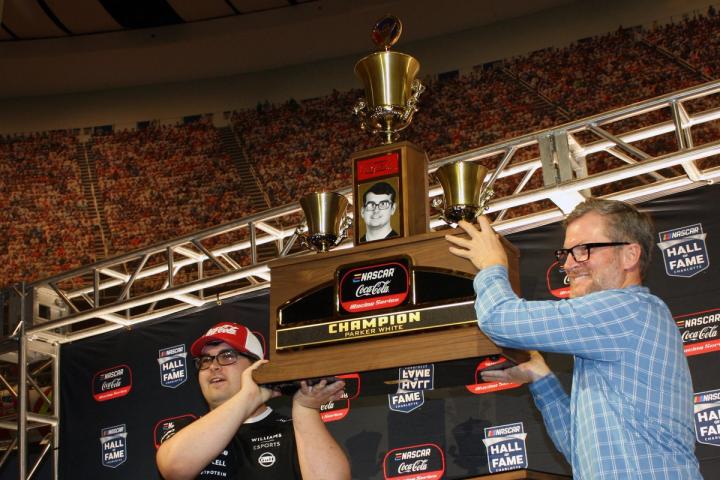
xmin=353 ymin=141 xmax=429 ymax=244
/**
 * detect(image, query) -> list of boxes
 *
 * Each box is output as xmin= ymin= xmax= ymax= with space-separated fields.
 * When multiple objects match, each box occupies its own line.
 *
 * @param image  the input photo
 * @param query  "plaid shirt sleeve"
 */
xmin=473 ymin=265 xmax=638 ymax=360
xmin=528 ymin=373 xmax=572 ymax=463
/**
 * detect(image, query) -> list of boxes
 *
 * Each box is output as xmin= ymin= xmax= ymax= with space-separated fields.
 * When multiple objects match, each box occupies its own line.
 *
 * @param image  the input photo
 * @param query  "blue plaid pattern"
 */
xmin=474 ymin=265 xmax=702 ymax=479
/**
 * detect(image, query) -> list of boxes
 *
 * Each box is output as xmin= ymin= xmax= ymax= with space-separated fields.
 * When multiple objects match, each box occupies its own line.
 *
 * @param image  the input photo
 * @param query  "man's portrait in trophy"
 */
xmin=357 ymin=180 xmax=401 ymax=243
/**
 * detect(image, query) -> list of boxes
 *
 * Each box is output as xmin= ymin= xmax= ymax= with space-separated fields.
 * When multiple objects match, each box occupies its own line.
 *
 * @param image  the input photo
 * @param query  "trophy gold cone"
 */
xmin=296 ymin=192 xmax=351 ymax=252
xmin=433 ymin=161 xmax=494 ymax=224
xmin=353 ymin=16 xmax=425 ymax=144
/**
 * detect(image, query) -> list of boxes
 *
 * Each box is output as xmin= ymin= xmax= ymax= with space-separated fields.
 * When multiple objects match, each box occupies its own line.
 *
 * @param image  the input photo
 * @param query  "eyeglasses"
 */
xmin=554 ymin=242 xmax=630 ymax=267
xmin=363 ymin=200 xmax=392 ymax=211
xmin=194 ymin=349 xmax=252 ymax=370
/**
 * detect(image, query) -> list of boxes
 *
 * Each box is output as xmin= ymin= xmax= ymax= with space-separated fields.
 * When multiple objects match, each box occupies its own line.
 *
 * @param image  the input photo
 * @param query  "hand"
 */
xmin=241 ymin=360 xmax=280 ymax=404
xmin=480 ymin=351 xmax=551 ymax=384
xmin=293 ymin=379 xmax=346 ymax=410
xmin=445 ymin=217 xmax=508 ymax=270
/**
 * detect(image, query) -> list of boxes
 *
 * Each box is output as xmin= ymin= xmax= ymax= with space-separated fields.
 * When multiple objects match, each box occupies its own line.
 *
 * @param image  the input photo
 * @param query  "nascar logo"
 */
xmin=100 ymin=424 xmax=128 ymax=468
xmin=694 ymin=388 xmax=720 ymax=446
xmin=657 ymin=223 xmax=710 ymax=278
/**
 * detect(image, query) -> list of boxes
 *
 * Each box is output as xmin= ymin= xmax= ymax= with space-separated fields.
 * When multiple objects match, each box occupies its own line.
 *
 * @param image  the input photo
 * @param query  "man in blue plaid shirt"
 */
xmin=446 ymin=198 xmax=702 ymax=479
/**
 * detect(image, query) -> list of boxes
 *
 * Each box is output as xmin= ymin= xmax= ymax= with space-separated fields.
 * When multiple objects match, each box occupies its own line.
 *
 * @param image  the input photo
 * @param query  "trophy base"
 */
xmin=254 ymin=228 xmax=525 ymax=384
xmin=442 ymin=205 xmax=481 ymax=224
xmin=301 ymin=233 xmax=338 ymax=252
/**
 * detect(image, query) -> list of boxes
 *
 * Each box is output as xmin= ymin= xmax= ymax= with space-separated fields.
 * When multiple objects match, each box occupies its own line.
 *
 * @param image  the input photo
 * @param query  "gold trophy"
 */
xmin=432 ymin=161 xmax=494 ymax=225
xmin=353 ymin=15 xmax=425 ymax=144
xmin=253 ymin=17 xmax=526 ymax=386
xmin=296 ymin=192 xmax=352 ymax=252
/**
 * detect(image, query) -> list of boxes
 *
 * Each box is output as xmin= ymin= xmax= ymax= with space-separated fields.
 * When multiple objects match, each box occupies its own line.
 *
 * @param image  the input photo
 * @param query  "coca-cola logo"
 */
xmin=92 ymin=365 xmax=132 ymax=402
xmin=398 ymin=459 xmax=429 ymax=473
xmin=356 ymin=280 xmax=391 ymax=297
xmin=101 ymin=378 xmax=122 ymax=391
xmin=682 ymin=325 xmax=718 ymax=342
xmin=675 ymin=308 xmax=720 ymax=357
xmin=338 ymin=259 xmax=411 ymax=314
xmin=383 ymin=443 xmax=445 ymax=480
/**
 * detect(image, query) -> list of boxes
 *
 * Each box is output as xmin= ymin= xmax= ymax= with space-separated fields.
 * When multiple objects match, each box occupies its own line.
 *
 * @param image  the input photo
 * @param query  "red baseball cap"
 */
xmin=190 ymin=322 xmax=264 ymax=360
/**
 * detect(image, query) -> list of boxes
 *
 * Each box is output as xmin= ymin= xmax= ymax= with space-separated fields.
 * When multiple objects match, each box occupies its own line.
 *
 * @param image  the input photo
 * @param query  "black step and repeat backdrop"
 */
xmin=48 ymin=186 xmax=719 ymax=479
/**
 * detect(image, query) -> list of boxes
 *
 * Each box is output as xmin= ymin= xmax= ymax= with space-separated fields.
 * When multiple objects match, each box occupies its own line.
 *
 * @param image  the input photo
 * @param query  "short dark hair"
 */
xmin=363 ymin=181 xmax=396 ymax=205
xmin=564 ymin=198 xmax=655 ymax=277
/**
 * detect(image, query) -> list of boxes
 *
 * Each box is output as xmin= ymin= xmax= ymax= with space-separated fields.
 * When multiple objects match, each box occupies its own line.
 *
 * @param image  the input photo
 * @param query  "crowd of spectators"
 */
xmin=3 ymin=7 xmax=720 ymax=287
xmin=0 ymin=131 xmax=96 ymax=285
xmin=91 ymin=119 xmax=255 ymax=256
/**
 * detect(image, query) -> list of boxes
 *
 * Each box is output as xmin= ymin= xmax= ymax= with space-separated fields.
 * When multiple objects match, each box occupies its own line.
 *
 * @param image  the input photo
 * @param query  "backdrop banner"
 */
xmin=55 ymin=185 xmax=720 ymax=480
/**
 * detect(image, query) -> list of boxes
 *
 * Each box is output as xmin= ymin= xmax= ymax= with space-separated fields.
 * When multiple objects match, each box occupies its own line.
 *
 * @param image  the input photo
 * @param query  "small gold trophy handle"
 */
xmin=402 ymin=79 xmax=425 ymax=122
xmin=353 ymin=98 xmax=369 ymax=133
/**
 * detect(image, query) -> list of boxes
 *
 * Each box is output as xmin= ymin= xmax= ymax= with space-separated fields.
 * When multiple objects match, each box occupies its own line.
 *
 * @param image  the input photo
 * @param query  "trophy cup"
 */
xmin=353 ymin=15 xmax=425 ymax=144
xmin=432 ymin=161 xmax=494 ymax=225
xmin=296 ymin=192 xmax=351 ymax=252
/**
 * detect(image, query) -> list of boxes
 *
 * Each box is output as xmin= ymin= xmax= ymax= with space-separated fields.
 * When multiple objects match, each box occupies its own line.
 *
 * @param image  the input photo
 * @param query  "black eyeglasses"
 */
xmin=194 ymin=349 xmax=253 ymax=370
xmin=363 ymin=200 xmax=392 ymax=211
xmin=554 ymin=242 xmax=630 ymax=266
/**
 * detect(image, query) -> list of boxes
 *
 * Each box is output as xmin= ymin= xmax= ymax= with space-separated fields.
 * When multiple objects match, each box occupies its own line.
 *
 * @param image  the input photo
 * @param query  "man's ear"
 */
xmin=390 ymin=203 xmax=397 ymax=215
xmin=622 ymin=243 xmax=642 ymax=271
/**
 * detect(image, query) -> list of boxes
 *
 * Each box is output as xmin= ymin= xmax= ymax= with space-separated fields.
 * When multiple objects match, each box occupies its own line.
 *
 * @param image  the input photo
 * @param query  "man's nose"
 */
xmin=562 ymin=252 xmax=578 ymax=270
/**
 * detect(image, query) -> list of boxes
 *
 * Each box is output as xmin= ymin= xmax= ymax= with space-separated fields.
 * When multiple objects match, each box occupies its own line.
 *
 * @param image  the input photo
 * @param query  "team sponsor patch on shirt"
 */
xmin=157 ymin=344 xmax=188 ymax=389
xmin=694 ymin=388 xmax=720 ymax=446
xmin=100 ymin=424 xmax=128 ymax=468
xmin=383 ymin=443 xmax=445 ymax=479
xmin=482 ymin=422 xmax=528 ymax=473
xmin=657 ymin=223 xmax=710 ymax=278
xmin=92 ymin=364 xmax=132 ymax=402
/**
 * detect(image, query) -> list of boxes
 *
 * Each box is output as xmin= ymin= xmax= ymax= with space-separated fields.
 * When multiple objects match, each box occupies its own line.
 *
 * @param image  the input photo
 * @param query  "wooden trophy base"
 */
xmin=253 ymin=227 xmax=525 ymax=384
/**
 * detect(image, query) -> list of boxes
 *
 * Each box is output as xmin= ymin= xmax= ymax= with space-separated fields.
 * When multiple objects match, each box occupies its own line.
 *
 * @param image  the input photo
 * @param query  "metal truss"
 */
xmin=3 ymin=79 xmax=720 ymax=478
xmin=22 ymin=79 xmax=720 ymax=345
xmin=0 ymin=287 xmax=59 ymax=479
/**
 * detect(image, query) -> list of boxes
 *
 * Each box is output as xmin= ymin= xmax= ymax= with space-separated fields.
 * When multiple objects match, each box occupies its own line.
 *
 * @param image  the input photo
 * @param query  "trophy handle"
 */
xmin=430 ymin=196 xmax=455 ymax=226
xmin=295 ymin=223 xmax=312 ymax=251
xmin=353 ymin=99 xmax=369 ymax=132
xmin=430 ymin=196 xmax=444 ymax=215
xmin=338 ymin=216 xmax=353 ymax=245
xmin=475 ymin=188 xmax=495 ymax=218
xmin=401 ymin=79 xmax=425 ymax=122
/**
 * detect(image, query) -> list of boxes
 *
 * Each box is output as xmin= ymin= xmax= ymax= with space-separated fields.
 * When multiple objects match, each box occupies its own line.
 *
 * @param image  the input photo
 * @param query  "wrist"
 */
xmin=292 ymin=400 xmax=321 ymax=414
xmin=528 ymin=370 xmax=551 ymax=383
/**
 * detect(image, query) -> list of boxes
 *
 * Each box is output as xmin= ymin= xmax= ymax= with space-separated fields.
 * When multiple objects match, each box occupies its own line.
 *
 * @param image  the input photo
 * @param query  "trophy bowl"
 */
xmin=433 ymin=161 xmax=493 ymax=225
xmin=297 ymin=192 xmax=351 ymax=252
xmin=354 ymin=51 xmax=424 ymax=144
